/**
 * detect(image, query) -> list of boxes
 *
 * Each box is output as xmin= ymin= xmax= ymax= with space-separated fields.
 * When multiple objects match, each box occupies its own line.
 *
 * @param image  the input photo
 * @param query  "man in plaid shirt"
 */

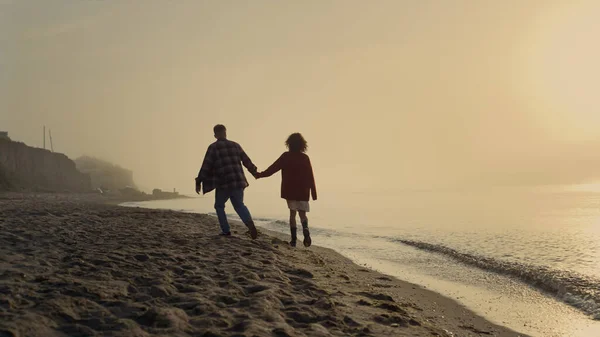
xmin=195 ymin=124 xmax=259 ymax=239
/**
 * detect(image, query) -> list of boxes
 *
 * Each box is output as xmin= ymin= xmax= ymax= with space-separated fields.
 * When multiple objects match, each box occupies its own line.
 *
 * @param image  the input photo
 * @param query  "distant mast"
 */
xmin=49 ymin=129 xmax=54 ymax=152
xmin=43 ymin=125 xmax=46 ymax=149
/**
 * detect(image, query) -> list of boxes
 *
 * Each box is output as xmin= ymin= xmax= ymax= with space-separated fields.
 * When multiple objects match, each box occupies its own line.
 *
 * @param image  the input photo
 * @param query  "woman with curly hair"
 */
xmin=257 ymin=133 xmax=317 ymax=247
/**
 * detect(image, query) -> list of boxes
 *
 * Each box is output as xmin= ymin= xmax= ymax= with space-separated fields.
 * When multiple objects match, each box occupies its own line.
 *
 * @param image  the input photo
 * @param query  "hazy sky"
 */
xmin=2 ymin=0 xmax=600 ymax=193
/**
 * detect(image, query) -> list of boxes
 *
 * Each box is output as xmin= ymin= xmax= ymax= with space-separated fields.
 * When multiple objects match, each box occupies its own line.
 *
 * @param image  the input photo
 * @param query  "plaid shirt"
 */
xmin=197 ymin=139 xmax=258 ymax=194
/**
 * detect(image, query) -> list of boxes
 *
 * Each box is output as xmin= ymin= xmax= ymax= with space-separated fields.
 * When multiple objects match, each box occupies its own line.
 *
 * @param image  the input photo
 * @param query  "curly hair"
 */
xmin=285 ymin=133 xmax=308 ymax=153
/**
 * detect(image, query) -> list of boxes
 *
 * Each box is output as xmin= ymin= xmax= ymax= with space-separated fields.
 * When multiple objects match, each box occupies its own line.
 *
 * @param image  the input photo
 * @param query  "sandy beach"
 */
xmin=0 ymin=193 xmax=526 ymax=337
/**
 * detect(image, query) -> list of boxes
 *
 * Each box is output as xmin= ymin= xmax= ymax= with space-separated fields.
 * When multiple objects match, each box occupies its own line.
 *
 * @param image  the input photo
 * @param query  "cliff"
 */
xmin=74 ymin=156 xmax=136 ymax=191
xmin=0 ymin=139 xmax=91 ymax=192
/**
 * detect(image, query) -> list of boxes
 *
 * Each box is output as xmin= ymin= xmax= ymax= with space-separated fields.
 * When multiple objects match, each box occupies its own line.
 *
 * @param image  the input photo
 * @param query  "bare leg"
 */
xmin=299 ymin=211 xmax=311 ymax=247
xmin=289 ymin=210 xmax=298 ymax=247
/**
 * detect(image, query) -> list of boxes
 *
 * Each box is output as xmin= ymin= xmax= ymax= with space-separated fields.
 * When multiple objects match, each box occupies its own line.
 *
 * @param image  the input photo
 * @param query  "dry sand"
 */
xmin=0 ymin=193 xmax=527 ymax=336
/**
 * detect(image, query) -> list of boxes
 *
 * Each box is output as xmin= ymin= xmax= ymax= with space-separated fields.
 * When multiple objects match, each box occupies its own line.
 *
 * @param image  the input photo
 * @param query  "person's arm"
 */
xmin=195 ymin=146 xmax=214 ymax=194
xmin=258 ymin=154 xmax=285 ymax=178
xmin=239 ymin=145 xmax=258 ymax=177
xmin=308 ymin=157 xmax=317 ymax=201
xmin=197 ymin=145 xmax=215 ymax=181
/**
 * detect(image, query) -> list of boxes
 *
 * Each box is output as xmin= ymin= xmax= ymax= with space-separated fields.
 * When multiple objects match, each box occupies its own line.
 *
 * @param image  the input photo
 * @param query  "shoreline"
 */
xmin=124 ymin=195 xmax=600 ymax=335
xmin=0 ymin=192 xmax=526 ymax=336
xmin=0 ymin=190 xmax=192 ymax=205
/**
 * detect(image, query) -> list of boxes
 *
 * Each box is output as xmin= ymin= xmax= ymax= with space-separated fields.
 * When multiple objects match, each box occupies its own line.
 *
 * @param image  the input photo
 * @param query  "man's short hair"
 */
xmin=213 ymin=124 xmax=226 ymax=134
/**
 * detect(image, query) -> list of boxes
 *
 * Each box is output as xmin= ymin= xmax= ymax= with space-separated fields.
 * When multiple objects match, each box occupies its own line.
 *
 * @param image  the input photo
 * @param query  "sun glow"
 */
xmin=519 ymin=1 xmax=600 ymax=141
xmin=563 ymin=181 xmax=600 ymax=193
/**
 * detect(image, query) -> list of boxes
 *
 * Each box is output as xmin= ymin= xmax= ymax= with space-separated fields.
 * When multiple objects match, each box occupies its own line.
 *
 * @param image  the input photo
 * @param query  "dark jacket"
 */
xmin=258 ymin=151 xmax=317 ymax=201
xmin=197 ymin=139 xmax=257 ymax=194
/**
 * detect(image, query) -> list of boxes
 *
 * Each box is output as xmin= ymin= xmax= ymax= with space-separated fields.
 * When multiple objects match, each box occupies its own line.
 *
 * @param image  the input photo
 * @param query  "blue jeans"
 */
xmin=214 ymin=188 xmax=253 ymax=233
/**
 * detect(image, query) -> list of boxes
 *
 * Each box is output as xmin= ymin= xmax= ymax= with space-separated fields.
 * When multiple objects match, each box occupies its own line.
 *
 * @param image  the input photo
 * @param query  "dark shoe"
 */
xmin=302 ymin=228 xmax=311 ymax=247
xmin=219 ymin=232 xmax=231 ymax=236
xmin=246 ymin=221 xmax=258 ymax=240
xmin=290 ymin=226 xmax=297 ymax=247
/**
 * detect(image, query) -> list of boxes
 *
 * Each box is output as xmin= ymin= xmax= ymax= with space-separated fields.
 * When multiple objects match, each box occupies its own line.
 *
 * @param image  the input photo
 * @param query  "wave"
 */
xmin=391 ymin=239 xmax=600 ymax=320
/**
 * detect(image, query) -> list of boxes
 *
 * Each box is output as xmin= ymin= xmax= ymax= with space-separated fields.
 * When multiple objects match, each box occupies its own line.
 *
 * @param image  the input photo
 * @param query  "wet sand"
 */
xmin=0 ymin=193 xmax=527 ymax=336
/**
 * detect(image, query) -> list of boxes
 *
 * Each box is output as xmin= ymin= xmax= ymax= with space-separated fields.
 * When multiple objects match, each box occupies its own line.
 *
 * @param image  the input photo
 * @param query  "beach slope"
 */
xmin=0 ymin=193 xmax=526 ymax=336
